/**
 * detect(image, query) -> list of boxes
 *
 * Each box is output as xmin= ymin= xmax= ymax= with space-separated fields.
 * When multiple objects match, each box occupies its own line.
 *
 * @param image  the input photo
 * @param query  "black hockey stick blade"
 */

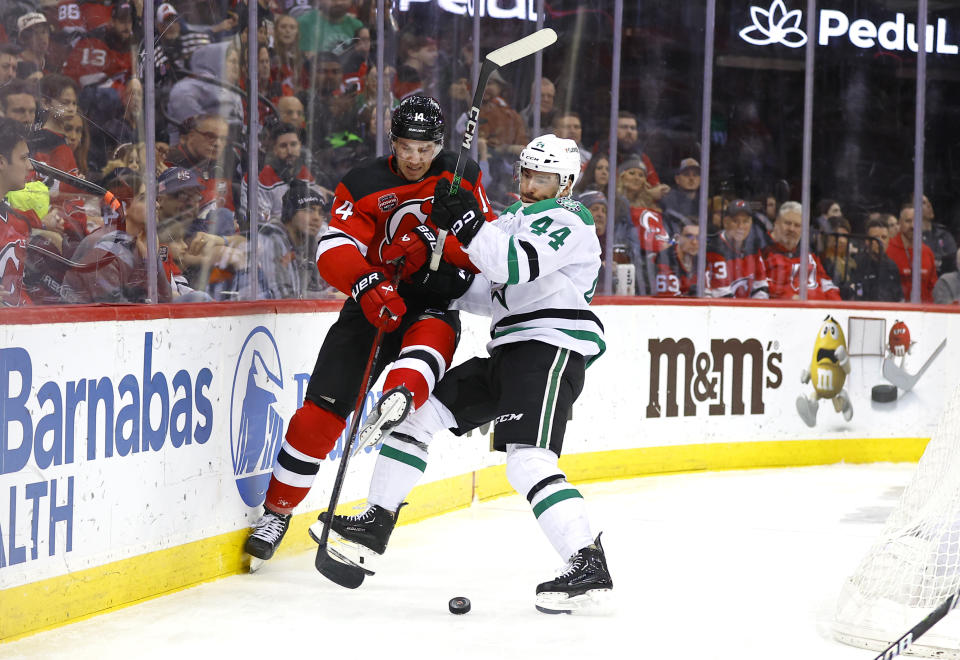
xmin=315 ymin=542 xmax=366 ymax=589
xmin=29 ymin=158 xmax=107 ymax=195
xmin=872 ymin=590 xmax=960 ymax=659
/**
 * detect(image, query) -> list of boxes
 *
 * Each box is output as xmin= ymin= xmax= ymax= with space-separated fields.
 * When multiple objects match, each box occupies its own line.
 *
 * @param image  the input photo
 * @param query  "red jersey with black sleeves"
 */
xmin=316 ymin=151 xmax=494 ymax=296
xmin=0 ymin=202 xmax=32 ymax=306
xmin=27 ymin=129 xmax=85 ymax=197
xmin=761 ymin=240 xmax=841 ymax=301
xmin=63 ymin=26 xmax=133 ymax=88
xmin=654 ymin=245 xmax=698 ymax=296
xmin=705 ymin=231 xmax=769 ymax=298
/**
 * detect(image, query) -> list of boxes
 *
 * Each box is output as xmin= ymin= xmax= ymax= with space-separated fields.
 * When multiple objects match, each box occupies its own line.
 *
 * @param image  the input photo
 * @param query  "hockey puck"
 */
xmin=872 ymin=384 xmax=898 ymax=403
xmin=448 ymin=596 xmax=471 ymax=614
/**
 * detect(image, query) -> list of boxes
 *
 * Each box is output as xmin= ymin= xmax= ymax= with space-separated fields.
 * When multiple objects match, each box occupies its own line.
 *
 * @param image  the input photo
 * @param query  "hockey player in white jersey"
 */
xmin=313 ymin=134 xmax=612 ymax=614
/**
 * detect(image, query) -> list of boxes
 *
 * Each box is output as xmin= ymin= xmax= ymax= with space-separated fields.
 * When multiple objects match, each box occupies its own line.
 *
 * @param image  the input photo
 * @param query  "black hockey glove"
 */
xmin=431 ymin=178 xmax=485 ymax=247
xmin=409 ymin=260 xmax=475 ymax=302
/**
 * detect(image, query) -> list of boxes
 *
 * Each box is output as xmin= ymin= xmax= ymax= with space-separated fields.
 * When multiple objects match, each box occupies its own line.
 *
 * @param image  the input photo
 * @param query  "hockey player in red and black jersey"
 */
xmin=245 ymin=95 xmax=495 ymax=561
xmin=705 ymin=199 xmax=769 ymax=298
xmin=0 ymin=118 xmax=35 ymax=307
xmin=761 ymin=201 xmax=840 ymax=301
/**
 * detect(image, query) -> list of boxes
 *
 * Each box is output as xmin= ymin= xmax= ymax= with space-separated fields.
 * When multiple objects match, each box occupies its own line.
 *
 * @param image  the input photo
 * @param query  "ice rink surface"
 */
xmin=2 ymin=463 xmax=923 ymax=660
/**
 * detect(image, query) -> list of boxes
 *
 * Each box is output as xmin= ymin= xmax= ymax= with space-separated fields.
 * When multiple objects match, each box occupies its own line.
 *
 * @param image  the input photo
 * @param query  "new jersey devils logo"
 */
xmin=379 ymin=196 xmax=432 ymax=260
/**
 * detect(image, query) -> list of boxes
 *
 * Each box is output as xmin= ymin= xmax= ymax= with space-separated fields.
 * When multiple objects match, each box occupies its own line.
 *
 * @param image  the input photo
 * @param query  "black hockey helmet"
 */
xmin=390 ymin=95 xmax=444 ymax=143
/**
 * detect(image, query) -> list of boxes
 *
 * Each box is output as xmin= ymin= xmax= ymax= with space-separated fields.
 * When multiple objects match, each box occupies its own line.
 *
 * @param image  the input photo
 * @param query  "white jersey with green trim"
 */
xmin=452 ymin=196 xmax=606 ymax=364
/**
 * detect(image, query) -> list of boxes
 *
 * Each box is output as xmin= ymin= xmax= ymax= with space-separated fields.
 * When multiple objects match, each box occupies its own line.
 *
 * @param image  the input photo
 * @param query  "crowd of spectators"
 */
xmin=1 ymin=0 xmax=957 ymax=306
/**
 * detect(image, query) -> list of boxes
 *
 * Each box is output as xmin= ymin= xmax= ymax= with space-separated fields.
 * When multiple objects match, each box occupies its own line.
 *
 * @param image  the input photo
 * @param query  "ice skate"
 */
xmin=535 ymin=534 xmax=613 ymax=615
xmin=796 ymin=395 xmax=818 ymax=428
xmin=309 ymin=504 xmax=399 ymax=575
xmin=353 ymin=386 xmax=413 ymax=456
xmin=245 ymin=507 xmax=291 ymax=561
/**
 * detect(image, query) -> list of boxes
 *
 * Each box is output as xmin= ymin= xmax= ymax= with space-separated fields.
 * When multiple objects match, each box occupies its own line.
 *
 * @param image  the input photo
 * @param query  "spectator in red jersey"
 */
xmin=617 ymin=158 xmax=670 ymax=255
xmin=655 ymin=221 xmax=700 ymax=297
xmin=273 ymin=14 xmax=304 ymax=91
xmin=705 ymin=199 xmax=769 ymax=298
xmin=0 ymin=43 xmax=20 ymax=85
xmin=62 ymin=112 xmax=90 ymax=177
xmin=62 ymin=2 xmax=135 ymax=89
xmin=761 ymin=201 xmax=840 ymax=301
xmin=0 ymin=79 xmax=37 ymax=130
xmin=887 ymin=202 xmax=938 ymax=303
xmin=240 ymin=122 xmax=313 ymax=225
xmin=16 ymin=13 xmax=53 ymax=74
xmin=31 ymin=74 xmax=84 ymax=199
xmin=165 ymin=113 xmax=236 ymax=220
xmin=0 ymin=116 xmax=34 ymax=306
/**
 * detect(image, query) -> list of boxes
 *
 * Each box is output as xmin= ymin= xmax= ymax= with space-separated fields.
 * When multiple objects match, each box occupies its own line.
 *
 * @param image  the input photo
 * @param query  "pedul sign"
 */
xmin=397 ymin=0 xmax=539 ymax=22
xmin=739 ymin=0 xmax=960 ymax=55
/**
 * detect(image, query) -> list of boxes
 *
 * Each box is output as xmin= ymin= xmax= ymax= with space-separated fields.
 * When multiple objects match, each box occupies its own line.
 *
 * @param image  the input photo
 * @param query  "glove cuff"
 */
xmin=351 ymin=270 xmax=386 ymax=301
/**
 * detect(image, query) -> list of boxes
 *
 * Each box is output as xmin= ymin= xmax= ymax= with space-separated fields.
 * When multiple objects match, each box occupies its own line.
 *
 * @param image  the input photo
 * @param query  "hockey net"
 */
xmin=834 ymin=382 xmax=960 ymax=658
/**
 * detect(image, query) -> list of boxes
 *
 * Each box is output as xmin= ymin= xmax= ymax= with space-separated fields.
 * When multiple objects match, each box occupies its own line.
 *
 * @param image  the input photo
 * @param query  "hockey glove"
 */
xmin=380 ymin=223 xmax=438 ymax=280
xmin=431 ymin=178 xmax=485 ymax=247
xmin=409 ymin=260 xmax=475 ymax=302
xmin=352 ymin=269 xmax=406 ymax=331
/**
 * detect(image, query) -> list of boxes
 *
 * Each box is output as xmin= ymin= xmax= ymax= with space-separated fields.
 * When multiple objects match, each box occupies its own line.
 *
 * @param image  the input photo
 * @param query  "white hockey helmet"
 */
xmin=517 ymin=134 xmax=581 ymax=195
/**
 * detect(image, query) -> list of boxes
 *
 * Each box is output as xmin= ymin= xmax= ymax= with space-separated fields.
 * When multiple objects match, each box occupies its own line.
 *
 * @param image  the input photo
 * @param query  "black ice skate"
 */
xmin=309 ymin=504 xmax=400 ymax=575
xmin=245 ymin=507 xmax=291 ymax=561
xmin=352 ymin=386 xmax=413 ymax=456
xmin=535 ymin=533 xmax=613 ymax=614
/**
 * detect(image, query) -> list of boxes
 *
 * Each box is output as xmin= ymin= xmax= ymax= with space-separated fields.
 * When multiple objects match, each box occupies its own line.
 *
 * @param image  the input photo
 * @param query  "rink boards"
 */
xmin=1 ymin=298 xmax=958 ymax=641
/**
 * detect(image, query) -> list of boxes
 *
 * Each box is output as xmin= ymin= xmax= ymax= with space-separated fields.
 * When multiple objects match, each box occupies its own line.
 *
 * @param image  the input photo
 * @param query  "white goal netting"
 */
xmin=834 ymin=382 xmax=960 ymax=658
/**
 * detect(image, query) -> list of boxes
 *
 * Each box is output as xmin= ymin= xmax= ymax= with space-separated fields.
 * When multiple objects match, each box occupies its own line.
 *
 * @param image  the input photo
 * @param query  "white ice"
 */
xmin=2 ymin=463 xmax=923 ymax=660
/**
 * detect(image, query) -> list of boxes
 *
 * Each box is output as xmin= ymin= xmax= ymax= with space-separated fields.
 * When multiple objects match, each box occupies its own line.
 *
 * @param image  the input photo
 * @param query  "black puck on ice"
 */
xmin=448 ymin=596 xmax=471 ymax=614
xmin=872 ymin=384 xmax=898 ymax=403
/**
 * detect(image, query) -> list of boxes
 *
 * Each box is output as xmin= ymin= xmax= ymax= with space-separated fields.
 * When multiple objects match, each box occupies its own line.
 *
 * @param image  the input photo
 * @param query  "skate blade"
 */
xmin=248 ymin=556 xmax=265 ymax=573
xmin=535 ymin=589 xmax=613 ymax=615
xmin=308 ymin=521 xmax=379 ymax=575
xmin=353 ymin=392 xmax=411 ymax=457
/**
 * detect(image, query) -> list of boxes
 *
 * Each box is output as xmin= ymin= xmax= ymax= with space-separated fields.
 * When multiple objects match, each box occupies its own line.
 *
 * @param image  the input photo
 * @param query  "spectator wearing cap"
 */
xmin=63 ymin=2 xmax=135 ymax=90
xmin=0 ymin=43 xmax=21 ymax=85
xmin=16 ymin=13 xmax=52 ymax=74
xmin=705 ymin=199 xmax=769 ymax=298
xmin=655 ymin=221 xmax=700 ymax=297
xmin=0 ymin=79 xmax=37 ymax=130
xmin=761 ymin=201 xmax=840 ymax=301
xmin=253 ymin=179 xmax=330 ymax=299
xmin=660 ymin=158 xmax=701 ymax=233
xmin=297 ymin=0 xmax=363 ymax=58
xmin=933 ymin=247 xmax=960 ymax=304
xmin=156 ymin=165 xmax=244 ymax=296
xmin=240 ymin=122 xmax=314 ymax=226
xmin=62 ymin=173 xmax=174 ymax=304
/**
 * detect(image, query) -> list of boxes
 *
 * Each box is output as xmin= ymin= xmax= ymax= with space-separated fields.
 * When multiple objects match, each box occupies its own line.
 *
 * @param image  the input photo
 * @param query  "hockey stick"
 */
xmin=313 ymin=271 xmax=402 ymax=588
xmin=28 ymin=158 xmax=124 ymax=217
xmin=871 ymin=588 xmax=960 ymax=659
xmin=882 ymin=338 xmax=947 ymax=392
xmin=427 ymin=28 xmax=558 ymax=271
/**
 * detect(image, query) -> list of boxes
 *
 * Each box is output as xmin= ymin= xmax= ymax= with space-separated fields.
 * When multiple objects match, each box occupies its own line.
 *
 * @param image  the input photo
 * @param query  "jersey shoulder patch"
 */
xmin=522 ymin=197 xmax=594 ymax=226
